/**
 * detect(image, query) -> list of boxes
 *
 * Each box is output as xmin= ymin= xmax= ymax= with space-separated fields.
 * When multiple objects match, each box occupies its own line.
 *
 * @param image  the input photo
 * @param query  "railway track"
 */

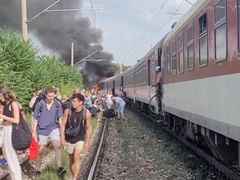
xmin=86 ymin=119 xmax=108 ymax=180
xmin=135 ymin=108 xmax=240 ymax=180
xmin=0 ymin=119 xmax=109 ymax=180
xmin=0 ymin=157 xmax=28 ymax=180
xmin=0 ymin=149 xmax=56 ymax=180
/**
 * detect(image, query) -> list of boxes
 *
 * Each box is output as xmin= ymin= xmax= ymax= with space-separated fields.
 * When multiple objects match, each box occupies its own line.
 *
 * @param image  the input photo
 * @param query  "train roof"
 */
xmin=142 ymin=36 xmax=166 ymax=60
xmin=164 ymin=0 xmax=210 ymax=44
xmin=123 ymin=36 xmax=167 ymax=75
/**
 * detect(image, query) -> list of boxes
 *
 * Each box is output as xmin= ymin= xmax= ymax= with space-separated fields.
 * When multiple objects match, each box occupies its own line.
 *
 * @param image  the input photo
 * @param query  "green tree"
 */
xmin=0 ymin=28 xmax=83 ymax=108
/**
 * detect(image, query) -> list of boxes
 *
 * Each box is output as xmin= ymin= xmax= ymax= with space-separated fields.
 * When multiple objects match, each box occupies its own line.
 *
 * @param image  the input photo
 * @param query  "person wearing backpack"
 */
xmin=60 ymin=93 xmax=91 ymax=180
xmin=0 ymin=86 xmax=22 ymax=180
xmin=32 ymin=87 xmax=66 ymax=176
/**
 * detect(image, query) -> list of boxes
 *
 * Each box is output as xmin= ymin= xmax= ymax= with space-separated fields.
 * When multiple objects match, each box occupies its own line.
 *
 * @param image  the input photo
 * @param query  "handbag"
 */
xmin=28 ymin=138 xmax=39 ymax=160
xmin=12 ymin=118 xmax=32 ymax=151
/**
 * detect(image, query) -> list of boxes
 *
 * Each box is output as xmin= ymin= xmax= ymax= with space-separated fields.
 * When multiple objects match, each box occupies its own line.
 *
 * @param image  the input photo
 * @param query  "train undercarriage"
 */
xmin=127 ymin=98 xmax=240 ymax=179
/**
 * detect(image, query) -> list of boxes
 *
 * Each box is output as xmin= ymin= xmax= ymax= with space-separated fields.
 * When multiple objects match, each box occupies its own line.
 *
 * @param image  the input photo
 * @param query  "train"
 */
xmin=99 ymin=0 xmax=240 ymax=165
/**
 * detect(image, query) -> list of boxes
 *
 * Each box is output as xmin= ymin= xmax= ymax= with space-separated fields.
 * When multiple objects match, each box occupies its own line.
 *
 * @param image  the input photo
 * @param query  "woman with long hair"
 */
xmin=0 ymin=86 xmax=22 ymax=180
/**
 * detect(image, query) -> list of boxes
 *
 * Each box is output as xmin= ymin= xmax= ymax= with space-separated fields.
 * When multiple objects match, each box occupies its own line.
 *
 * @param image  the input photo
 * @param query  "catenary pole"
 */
xmin=21 ymin=0 xmax=28 ymax=41
xmin=71 ymin=42 xmax=74 ymax=67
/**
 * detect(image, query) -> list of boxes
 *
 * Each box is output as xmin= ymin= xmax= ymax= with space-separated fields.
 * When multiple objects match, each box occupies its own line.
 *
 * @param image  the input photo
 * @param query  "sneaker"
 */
xmin=57 ymin=167 xmax=66 ymax=176
xmin=0 ymin=159 xmax=7 ymax=166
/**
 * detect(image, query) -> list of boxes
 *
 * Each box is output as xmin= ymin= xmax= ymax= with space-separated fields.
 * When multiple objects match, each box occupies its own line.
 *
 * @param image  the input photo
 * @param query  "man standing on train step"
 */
xmin=32 ymin=87 xmax=66 ymax=176
xmin=60 ymin=93 xmax=91 ymax=180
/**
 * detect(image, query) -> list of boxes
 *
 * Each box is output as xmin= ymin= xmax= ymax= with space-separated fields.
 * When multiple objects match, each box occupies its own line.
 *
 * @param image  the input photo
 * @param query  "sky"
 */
xmin=80 ymin=0 xmax=197 ymax=66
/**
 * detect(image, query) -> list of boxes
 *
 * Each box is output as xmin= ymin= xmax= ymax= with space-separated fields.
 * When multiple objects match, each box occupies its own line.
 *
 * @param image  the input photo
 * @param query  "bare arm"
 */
xmin=60 ymin=110 xmax=68 ymax=145
xmin=32 ymin=118 xmax=38 ymax=141
xmin=0 ymin=101 xmax=20 ymax=124
xmin=84 ymin=110 xmax=91 ymax=151
xmin=0 ymin=105 xmax=3 ymax=114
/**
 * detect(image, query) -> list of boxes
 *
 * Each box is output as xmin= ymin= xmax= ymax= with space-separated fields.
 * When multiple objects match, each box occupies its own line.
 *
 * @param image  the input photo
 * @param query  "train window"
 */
xmin=178 ymin=34 xmax=184 ymax=73
xmin=214 ymin=0 xmax=226 ymax=61
xmin=164 ymin=50 xmax=167 ymax=76
xmin=199 ymin=13 xmax=207 ymax=35
xmin=238 ymin=0 xmax=240 ymax=51
xmin=167 ymin=46 xmax=171 ymax=75
xmin=199 ymin=13 xmax=208 ymax=66
xmin=187 ymin=44 xmax=194 ymax=69
xmin=199 ymin=35 xmax=208 ymax=65
xmin=187 ymin=26 xmax=193 ymax=42
xmin=187 ymin=26 xmax=194 ymax=70
xmin=171 ymin=41 xmax=177 ymax=75
xmin=178 ymin=51 xmax=184 ymax=73
xmin=215 ymin=0 xmax=226 ymax=23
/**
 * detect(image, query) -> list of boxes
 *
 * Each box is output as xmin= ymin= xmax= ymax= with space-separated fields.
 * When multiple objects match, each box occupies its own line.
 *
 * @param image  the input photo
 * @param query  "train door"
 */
xmin=147 ymin=60 xmax=151 ymax=100
xmin=157 ymin=48 xmax=162 ymax=112
xmin=147 ymin=60 xmax=151 ymax=86
xmin=107 ymin=81 xmax=109 ymax=92
xmin=158 ymin=48 xmax=162 ymax=67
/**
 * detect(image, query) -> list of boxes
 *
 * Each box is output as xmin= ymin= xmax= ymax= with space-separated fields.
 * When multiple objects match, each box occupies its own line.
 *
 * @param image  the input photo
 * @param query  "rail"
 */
xmin=87 ymin=119 xmax=108 ymax=180
xmin=129 ymin=106 xmax=240 ymax=180
xmin=0 ymin=158 xmax=28 ymax=180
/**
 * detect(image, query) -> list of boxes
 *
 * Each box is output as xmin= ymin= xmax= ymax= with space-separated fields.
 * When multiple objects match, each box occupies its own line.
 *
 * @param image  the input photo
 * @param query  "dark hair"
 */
xmin=72 ymin=93 xmax=85 ymax=102
xmin=45 ymin=87 xmax=56 ymax=94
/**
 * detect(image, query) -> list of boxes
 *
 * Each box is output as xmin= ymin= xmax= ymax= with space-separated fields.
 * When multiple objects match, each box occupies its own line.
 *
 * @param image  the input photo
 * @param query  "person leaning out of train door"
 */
xmin=154 ymin=66 xmax=162 ymax=103
xmin=60 ymin=93 xmax=91 ymax=180
xmin=111 ymin=95 xmax=126 ymax=120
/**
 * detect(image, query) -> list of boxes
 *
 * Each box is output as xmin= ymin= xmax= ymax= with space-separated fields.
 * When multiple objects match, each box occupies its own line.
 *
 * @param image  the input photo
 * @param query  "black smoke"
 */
xmin=0 ymin=0 xmax=117 ymax=87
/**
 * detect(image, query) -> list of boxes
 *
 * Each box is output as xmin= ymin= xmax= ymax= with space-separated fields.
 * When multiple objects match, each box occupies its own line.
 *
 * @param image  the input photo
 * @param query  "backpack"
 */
xmin=37 ymin=99 xmax=62 ymax=113
xmin=65 ymin=107 xmax=87 ymax=137
xmin=31 ymin=92 xmax=46 ymax=112
xmin=62 ymin=98 xmax=71 ymax=112
xmin=103 ymin=108 xmax=117 ymax=118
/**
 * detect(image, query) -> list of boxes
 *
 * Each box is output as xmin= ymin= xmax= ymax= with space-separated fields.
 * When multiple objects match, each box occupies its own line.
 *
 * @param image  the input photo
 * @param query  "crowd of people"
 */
xmin=0 ymin=85 xmax=127 ymax=180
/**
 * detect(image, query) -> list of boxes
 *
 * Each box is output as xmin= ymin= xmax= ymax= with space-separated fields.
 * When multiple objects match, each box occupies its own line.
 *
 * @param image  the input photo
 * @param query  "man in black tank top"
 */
xmin=60 ymin=93 xmax=91 ymax=180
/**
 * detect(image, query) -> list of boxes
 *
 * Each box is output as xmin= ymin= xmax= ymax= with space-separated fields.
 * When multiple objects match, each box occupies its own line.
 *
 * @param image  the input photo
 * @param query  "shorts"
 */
xmin=118 ymin=104 xmax=125 ymax=113
xmin=65 ymin=141 xmax=84 ymax=154
xmin=38 ymin=128 xmax=60 ymax=145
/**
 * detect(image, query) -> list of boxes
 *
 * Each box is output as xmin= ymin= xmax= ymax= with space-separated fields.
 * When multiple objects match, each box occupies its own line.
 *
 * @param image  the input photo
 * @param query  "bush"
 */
xmin=0 ymin=28 xmax=83 ymax=108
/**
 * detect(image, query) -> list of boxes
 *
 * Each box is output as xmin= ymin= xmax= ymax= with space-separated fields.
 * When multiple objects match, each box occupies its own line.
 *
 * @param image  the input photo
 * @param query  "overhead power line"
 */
xmin=124 ymin=0 xmax=193 ymax=65
xmin=123 ymin=0 xmax=169 ymax=60
xmin=125 ymin=0 xmax=184 ymax=63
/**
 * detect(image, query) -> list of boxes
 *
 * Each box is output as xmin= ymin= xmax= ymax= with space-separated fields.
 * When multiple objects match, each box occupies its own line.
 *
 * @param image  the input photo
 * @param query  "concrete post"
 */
xmin=21 ymin=0 xmax=29 ymax=41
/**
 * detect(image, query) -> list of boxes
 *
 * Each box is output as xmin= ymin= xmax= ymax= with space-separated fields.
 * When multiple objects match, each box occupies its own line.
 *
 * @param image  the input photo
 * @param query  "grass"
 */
xmin=24 ymin=111 xmax=32 ymax=125
xmin=36 ymin=116 xmax=98 ymax=179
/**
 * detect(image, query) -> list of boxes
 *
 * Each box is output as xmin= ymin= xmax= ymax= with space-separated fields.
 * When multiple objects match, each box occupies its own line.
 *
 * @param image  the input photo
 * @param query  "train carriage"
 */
xmin=100 ymin=0 xmax=240 ymax=166
xmin=114 ymin=74 xmax=123 ymax=96
xmin=123 ymin=68 xmax=135 ymax=100
xmin=162 ymin=0 xmax=240 ymax=163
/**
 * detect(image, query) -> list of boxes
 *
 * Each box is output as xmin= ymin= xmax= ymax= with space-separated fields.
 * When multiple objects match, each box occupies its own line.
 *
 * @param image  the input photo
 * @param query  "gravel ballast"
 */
xmin=94 ymin=109 xmax=197 ymax=180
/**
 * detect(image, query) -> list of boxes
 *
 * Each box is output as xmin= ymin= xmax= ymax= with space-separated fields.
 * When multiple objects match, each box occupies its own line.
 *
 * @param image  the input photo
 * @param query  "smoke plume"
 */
xmin=0 ymin=0 xmax=117 ymax=87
